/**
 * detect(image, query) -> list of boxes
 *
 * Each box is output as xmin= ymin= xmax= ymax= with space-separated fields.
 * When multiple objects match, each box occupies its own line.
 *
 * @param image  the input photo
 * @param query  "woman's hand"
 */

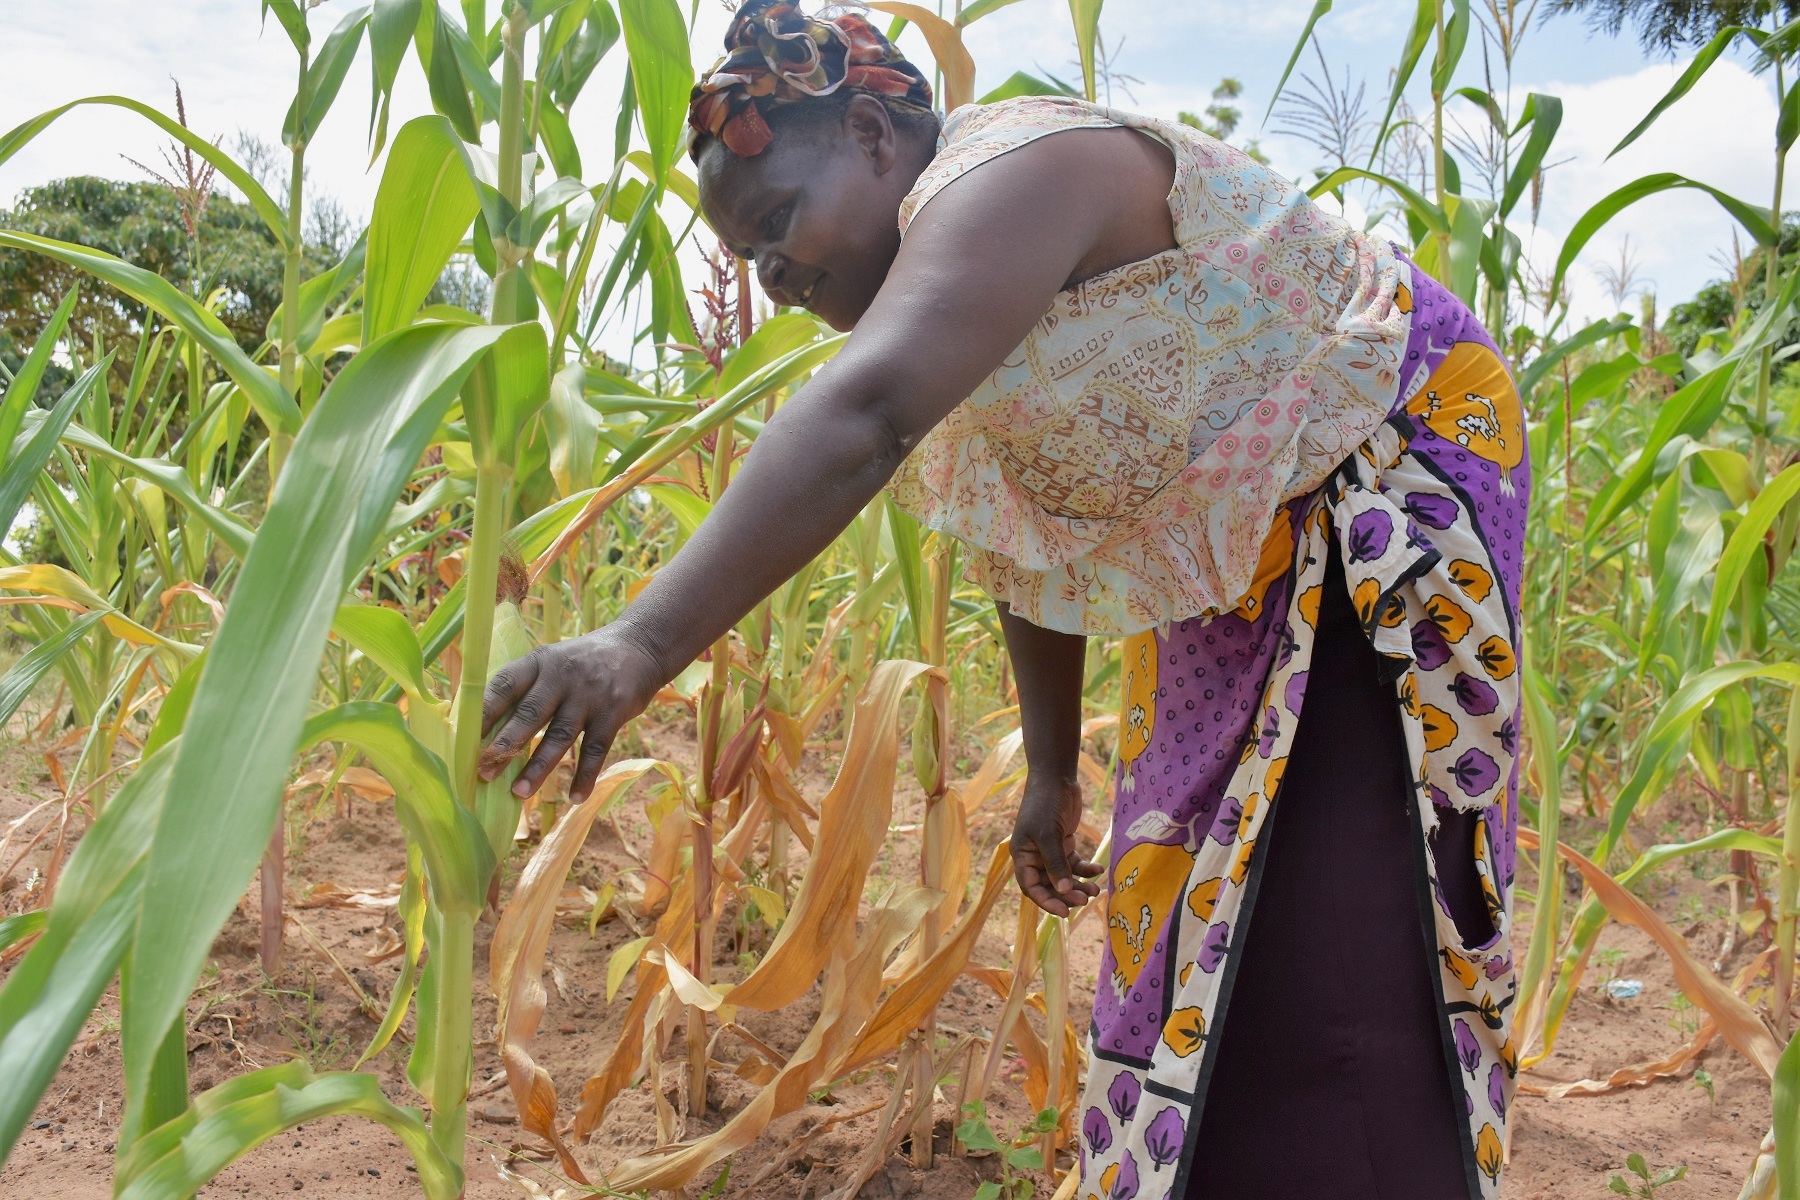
xmin=1011 ymin=775 xmax=1103 ymax=918
xmin=478 ymin=624 xmax=665 ymax=802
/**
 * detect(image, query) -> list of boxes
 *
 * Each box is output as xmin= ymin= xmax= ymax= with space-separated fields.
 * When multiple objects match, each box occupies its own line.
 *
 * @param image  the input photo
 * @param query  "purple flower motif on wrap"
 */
xmin=1429 ymin=783 xmax=1452 ymax=810
xmin=1210 ymin=796 xmax=1242 ymax=845
xmin=1453 ymin=1018 xmax=1481 ymax=1075
xmin=1346 ymin=508 xmax=1393 ymax=563
xmin=1487 ymin=1061 xmax=1508 ymax=1116
xmin=1283 ymin=670 xmax=1309 ymax=717
xmin=1412 ymin=620 xmax=1452 ymax=671
xmin=1145 ymin=1106 xmax=1185 ymax=1168
xmin=1112 ymin=1150 xmax=1141 ymax=1200
xmin=1084 ymin=1106 xmax=1113 ymax=1155
xmin=1405 ymin=518 xmax=1434 ymax=552
xmin=1452 ymin=748 xmax=1502 ymax=797
xmin=1404 ymin=491 xmax=1459 ymax=529
xmin=1450 ymin=672 xmax=1499 ymax=715
xmin=1497 ymin=715 xmax=1518 ymax=754
xmin=1199 ymin=920 xmax=1230 ymax=973
xmin=1485 ymin=952 xmax=1513 ymax=980
xmin=1107 ymin=1071 xmax=1140 ymax=1124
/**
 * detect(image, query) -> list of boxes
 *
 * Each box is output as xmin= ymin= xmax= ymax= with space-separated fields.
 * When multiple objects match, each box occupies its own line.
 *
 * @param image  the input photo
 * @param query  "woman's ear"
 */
xmin=842 ymin=93 xmax=899 ymax=173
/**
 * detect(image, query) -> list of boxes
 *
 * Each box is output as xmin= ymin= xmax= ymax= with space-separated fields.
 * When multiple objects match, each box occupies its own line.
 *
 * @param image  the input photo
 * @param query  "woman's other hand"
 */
xmin=1011 ymin=776 xmax=1103 ymax=917
xmin=478 ymin=625 xmax=664 ymax=802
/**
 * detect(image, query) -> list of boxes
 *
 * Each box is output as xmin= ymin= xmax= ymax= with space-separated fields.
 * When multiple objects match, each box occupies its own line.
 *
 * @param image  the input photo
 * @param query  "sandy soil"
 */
xmin=0 ymin=710 xmax=1780 ymax=1200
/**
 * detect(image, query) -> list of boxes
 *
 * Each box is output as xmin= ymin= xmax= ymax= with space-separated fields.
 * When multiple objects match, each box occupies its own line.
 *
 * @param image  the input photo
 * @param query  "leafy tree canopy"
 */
xmin=1545 ymin=0 xmax=1800 ymax=54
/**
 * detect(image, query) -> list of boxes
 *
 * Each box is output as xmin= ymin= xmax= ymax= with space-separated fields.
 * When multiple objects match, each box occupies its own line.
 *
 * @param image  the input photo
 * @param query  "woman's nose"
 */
xmin=756 ymin=251 xmax=787 ymax=296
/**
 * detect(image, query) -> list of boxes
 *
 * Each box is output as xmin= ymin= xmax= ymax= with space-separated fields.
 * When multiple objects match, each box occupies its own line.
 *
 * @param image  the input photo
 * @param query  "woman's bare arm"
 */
xmin=483 ymin=128 xmax=1173 ymax=801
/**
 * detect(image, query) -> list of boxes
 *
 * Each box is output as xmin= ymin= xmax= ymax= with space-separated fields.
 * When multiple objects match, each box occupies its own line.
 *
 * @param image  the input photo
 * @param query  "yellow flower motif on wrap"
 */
xmin=1162 ymin=1006 xmax=1207 ymax=1058
xmin=1237 ymin=792 xmax=1264 ymax=842
xmin=1263 ymin=755 xmax=1287 ymax=798
xmin=1229 ymin=837 xmax=1257 ymax=886
xmin=1179 ymin=962 xmax=1193 ymax=986
xmin=1100 ymin=1165 xmax=1119 ymax=1197
xmin=1476 ymin=634 xmax=1517 ymax=680
xmin=1353 ymin=577 xmax=1382 ymax=627
xmin=1120 ymin=629 xmax=1158 ymax=764
xmin=1475 ymin=1124 xmax=1504 ymax=1181
xmin=1398 ymin=673 xmax=1420 ymax=716
xmin=1380 ymin=591 xmax=1407 ymax=628
xmin=1420 ymin=704 xmax=1460 ymax=752
xmin=1500 ymin=1037 xmax=1518 ymax=1075
xmin=1396 ymin=282 xmax=1414 ymax=313
xmin=1439 ymin=946 xmax=1479 ymax=990
xmin=1298 ymin=584 xmax=1322 ymax=631
xmin=1448 ymin=558 xmax=1494 ymax=603
xmin=1231 ymin=512 xmax=1296 ymax=622
xmin=1107 ymin=842 xmax=1194 ymax=991
xmin=1187 ymin=875 xmax=1222 ymax=921
xmin=1406 ymin=341 xmax=1524 ymax=471
xmin=1425 ymin=594 xmax=1474 ymax=643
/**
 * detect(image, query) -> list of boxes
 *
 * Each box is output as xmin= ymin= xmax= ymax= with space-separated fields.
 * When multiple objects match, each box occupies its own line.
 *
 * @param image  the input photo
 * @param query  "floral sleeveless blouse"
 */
xmin=884 ymin=96 xmax=1414 ymax=636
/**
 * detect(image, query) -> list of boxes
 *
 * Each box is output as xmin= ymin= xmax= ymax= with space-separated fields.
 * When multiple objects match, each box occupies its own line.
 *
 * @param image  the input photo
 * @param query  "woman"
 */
xmin=482 ymin=3 xmax=1526 ymax=1197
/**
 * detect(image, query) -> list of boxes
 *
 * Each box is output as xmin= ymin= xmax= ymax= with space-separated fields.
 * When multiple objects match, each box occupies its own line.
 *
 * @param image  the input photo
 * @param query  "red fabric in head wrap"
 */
xmin=688 ymin=1 xmax=934 ymax=159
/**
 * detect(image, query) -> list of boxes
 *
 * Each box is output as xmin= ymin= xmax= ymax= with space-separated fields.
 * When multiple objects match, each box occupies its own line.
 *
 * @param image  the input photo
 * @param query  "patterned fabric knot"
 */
xmin=688 ymin=0 xmax=933 ymax=158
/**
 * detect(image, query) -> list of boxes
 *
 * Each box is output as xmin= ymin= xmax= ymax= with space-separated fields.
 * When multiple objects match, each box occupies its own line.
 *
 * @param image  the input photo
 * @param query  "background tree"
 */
xmin=1545 ymin=0 xmax=1800 ymax=52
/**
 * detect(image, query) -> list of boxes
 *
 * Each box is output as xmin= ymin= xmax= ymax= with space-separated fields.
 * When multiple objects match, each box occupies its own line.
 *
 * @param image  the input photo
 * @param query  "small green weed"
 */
xmin=957 ymin=1101 xmax=1059 ymax=1200
xmin=1608 ymin=1152 xmax=1687 ymax=1197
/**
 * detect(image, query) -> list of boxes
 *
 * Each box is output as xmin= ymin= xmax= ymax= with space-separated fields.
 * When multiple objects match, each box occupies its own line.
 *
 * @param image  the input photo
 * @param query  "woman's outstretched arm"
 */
xmin=478 ymin=131 xmax=1137 ymax=801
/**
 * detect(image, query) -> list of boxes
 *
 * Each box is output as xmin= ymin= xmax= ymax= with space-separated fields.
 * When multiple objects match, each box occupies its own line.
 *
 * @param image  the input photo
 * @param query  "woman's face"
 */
xmin=698 ymin=95 xmax=922 ymax=331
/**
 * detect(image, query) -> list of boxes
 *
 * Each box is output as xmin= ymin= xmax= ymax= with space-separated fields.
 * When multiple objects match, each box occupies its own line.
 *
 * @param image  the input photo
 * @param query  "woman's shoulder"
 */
xmin=899 ymin=96 xmax=1122 ymax=233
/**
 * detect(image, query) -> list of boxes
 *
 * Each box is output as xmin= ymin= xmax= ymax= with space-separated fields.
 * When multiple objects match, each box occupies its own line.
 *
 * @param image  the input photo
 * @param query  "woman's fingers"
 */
xmin=482 ymin=652 xmax=540 ymax=736
xmin=511 ymin=711 xmax=582 ymax=798
xmin=568 ymin=720 xmax=615 ymax=803
xmin=1012 ymin=832 xmax=1091 ymax=916
xmin=479 ymin=676 xmax=565 ymax=779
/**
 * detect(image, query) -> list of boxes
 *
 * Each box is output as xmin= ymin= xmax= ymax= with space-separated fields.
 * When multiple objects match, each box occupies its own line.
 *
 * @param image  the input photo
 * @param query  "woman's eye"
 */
xmin=761 ymin=203 xmax=791 ymax=240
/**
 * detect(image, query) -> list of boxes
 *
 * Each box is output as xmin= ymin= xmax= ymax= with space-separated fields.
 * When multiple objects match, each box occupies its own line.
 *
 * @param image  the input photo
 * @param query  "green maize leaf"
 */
xmin=976 ymin=70 xmax=1076 ymax=105
xmin=507 ymin=175 xmax=591 ymax=253
xmin=422 ymin=5 xmax=481 ymax=140
xmin=369 ymin=0 xmax=423 ymax=154
xmin=1308 ymin=166 xmax=1447 ymax=235
xmin=0 ymin=287 xmax=78 ymax=465
xmin=118 ymin=320 xmax=544 ymax=1124
xmin=536 ymin=92 xmax=583 ymax=177
xmin=1265 ymin=0 xmax=1334 ymax=120
xmin=1779 ymin=1028 xmax=1800 ymax=1197
xmin=1431 ymin=0 xmax=1471 ymax=95
xmin=113 ymin=1061 xmax=461 ymax=1200
xmin=1444 ymin=194 xmax=1493 ymax=306
xmin=299 ymin=702 xmax=493 ymax=915
xmin=1554 ymin=174 xmax=1777 ymax=302
xmin=1502 ymin=93 xmax=1561 ymax=218
xmin=1068 ymin=0 xmax=1104 ymax=101
xmin=437 ymin=5 xmax=502 ymax=118
xmin=0 ymin=99 xmax=288 ymax=245
xmin=1372 ymin=0 xmax=1435 ymax=159
xmin=517 ymin=0 xmax=584 ymax=22
xmin=0 ymin=747 xmax=174 ymax=1163
xmin=358 ymin=841 xmax=427 ymax=1066
xmin=1636 ymin=470 xmax=1724 ymax=674
xmin=474 ymin=600 xmax=534 ymax=859
xmin=143 ymin=654 xmax=205 ymax=761
xmin=620 ymin=0 xmax=690 ymax=184
xmin=887 ymin=500 xmax=928 ymax=657
xmin=957 ymin=0 xmax=1026 ymax=22
xmin=0 ymin=611 xmax=102 ymax=729
xmin=0 ymin=233 xmax=297 ymax=434
xmin=1701 ymin=462 xmax=1800 ymax=662
xmin=466 ymin=319 xmax=552 ymax=468
xmin=1514 ymin=664 xmax=1561 ymax=1022
xmin=549 ymin=1 xmax=619 ymax=107
xmin=1586 ymin=361 xmax=1738 ymax=536
xmin=1611 ymin=25 xmax=1763 ymax=158
xmin=1453 ymin=86 xmax=1505 ymax=133
xmin=545 ymin=363 xmax=602 ymax=497
xmin=0 ymin=911 xmax=45 ymax=957
xmin=263 ymin=0 xmax=312 ymax=50
xmin=285 ymin=6 xmax=371 ymax=149
xmin=0 ymin=357 xmax=107 ymax=539
xmin=267 ymin=234 xmax=368 ymax=355
xmin=1516 ymin=315 xmax=1633 ymax=401
xmin=52 ymin=422 xmax=255 ymax=560
xmin=540 ymin=0 xmax=592 ymax=63
xmin=364 ymin=116 xmax=484 ymax=343
xmin=1782 ymin=73 xmax=1800 ymax=156
xmin=333 ymin=603 xmax=432 ymax=702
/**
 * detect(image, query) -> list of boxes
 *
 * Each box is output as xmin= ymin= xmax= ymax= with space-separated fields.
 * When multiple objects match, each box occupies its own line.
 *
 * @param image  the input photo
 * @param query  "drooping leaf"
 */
xmin=1610 ymin=25 xmax=1764 ymax=158
xmin=0 ymin=611 xmax=103 ymax=729
xmin=363 ymin=116 xmax=484 ymax=342
xmin=619 ymin=0 xmax=690 ymax=185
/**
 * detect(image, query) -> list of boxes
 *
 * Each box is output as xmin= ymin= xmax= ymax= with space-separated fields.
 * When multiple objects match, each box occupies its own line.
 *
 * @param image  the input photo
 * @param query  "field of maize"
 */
xmin=6 ymin=0 xmax=1800 ymax=1196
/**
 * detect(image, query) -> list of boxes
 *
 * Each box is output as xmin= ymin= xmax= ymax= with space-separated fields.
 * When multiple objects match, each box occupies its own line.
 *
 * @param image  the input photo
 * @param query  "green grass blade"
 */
xmin=119 ymin=321 xmax=543 ymax=1121
xmin=1265 ymin=0 xmax=1334 ymax=121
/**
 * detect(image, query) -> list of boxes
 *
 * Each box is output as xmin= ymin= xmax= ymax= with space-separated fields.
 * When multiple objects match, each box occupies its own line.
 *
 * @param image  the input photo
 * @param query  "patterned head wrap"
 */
xmin=688 ymin=0 xmax=934 ymax=160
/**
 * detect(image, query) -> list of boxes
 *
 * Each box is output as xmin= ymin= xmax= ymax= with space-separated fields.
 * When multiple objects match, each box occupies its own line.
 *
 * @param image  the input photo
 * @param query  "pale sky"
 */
xmin=2 ymin=0 xmax=1789 ymax=333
